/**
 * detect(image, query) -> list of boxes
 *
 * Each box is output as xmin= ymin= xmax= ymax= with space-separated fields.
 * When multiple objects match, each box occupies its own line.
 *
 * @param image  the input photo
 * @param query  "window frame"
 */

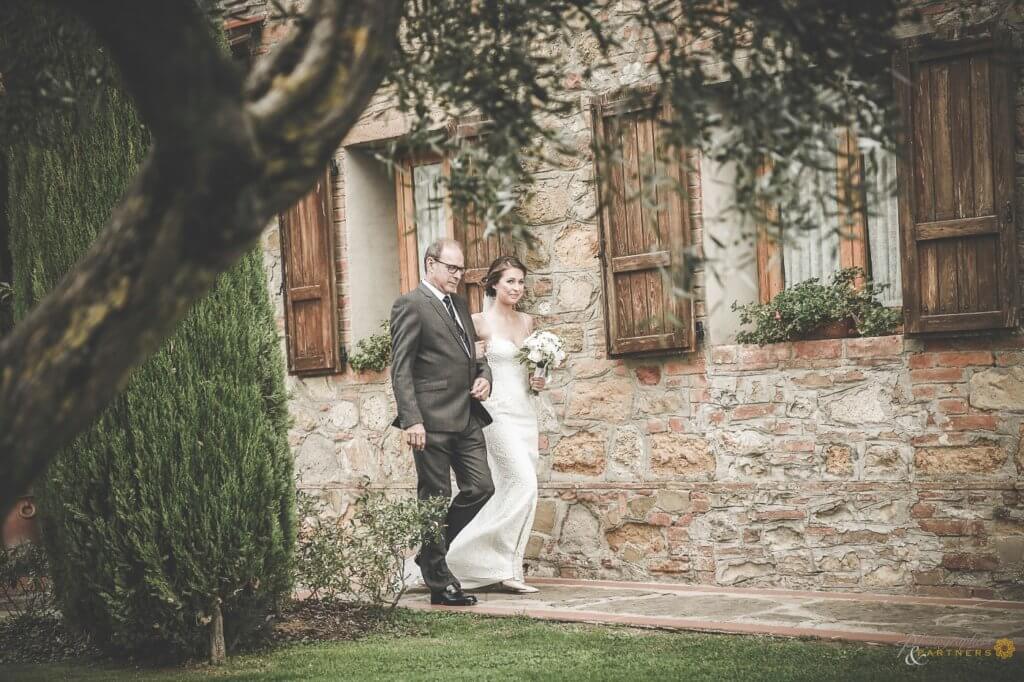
xmin=394 ymin=150 xmax=455 ymax=295
xmin=755 ymin=128 xmax=874 ymax=304
xmin=392 ymin=144 xmax=512 ymax=313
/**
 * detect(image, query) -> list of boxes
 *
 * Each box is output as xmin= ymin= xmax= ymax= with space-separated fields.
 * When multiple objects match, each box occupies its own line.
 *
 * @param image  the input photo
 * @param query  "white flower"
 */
xmin=518 ymin=329 xmax=568 ymax=374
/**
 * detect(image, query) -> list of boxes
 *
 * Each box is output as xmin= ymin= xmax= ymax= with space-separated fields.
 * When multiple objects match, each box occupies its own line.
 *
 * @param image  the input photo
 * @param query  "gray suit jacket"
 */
xmin=390 ymin=284 xmax=492 ymax=432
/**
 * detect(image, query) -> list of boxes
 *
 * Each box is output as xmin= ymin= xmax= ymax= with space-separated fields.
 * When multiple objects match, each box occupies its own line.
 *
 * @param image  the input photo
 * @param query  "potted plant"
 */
xmin=732 ymin=267 xmax=899 ymax=346
xmin=348 ymin=321 xmax=392 ymax=373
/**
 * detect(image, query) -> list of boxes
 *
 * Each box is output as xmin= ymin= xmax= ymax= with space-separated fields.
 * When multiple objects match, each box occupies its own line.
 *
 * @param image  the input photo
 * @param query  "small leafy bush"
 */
xmin=294 ymin=486 xmax=445 ymax=610
xmin=349 ymin=321 xmax=392 ymax=372
xmin=732 ymin=267 xmax=900 ymax=346
xmin=0 ymin=544 xmax=97 ymax=665
xmin=0 ymin=542 xmax=54 ymax=619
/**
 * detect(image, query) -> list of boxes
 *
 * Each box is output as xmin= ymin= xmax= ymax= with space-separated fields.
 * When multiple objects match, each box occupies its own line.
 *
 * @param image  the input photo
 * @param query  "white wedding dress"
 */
xmin=405 ymin=334 xmax=539 ymax=590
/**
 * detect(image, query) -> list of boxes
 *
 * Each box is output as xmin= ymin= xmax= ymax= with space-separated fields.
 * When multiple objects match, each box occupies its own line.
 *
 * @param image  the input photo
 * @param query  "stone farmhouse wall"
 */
xmin=228 ymin=0 xmax=1024 ymax=598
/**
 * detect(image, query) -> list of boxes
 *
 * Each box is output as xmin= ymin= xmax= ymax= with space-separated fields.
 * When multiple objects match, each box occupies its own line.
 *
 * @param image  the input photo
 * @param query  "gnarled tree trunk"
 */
xmin=0 ymin=0 xmax=405 ymax=514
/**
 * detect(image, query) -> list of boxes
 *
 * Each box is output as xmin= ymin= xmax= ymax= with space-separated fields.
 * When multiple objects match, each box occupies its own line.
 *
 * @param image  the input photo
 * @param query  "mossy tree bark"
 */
xmin=0 ymin=0 xmax=403 ymax=513
xmin=0 ymin=153 xmax=11 ymax=337
xmin=210 ymin=601 xmax=226 ymax=665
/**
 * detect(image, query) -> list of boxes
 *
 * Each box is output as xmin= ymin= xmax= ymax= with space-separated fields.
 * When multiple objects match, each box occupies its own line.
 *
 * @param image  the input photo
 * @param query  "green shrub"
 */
xmin=5 ymin=2 xmax=294 ymax=662
xmin=295 ymin=487 xmax=445 ymax=610
xmin=348 ymin=321 xmax=392 ymax=372
xmin=732 ymin=267 xmax=899 ymax=346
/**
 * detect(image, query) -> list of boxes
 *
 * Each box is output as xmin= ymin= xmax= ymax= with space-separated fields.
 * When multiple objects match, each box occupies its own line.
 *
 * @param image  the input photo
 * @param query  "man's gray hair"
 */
xmin=423 ymin=238 xmax=463 ymax=270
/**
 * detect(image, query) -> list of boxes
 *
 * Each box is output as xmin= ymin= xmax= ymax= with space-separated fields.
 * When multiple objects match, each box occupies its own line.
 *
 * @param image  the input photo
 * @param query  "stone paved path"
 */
xmin=399 ymin=577 xmax=1024 ymax=649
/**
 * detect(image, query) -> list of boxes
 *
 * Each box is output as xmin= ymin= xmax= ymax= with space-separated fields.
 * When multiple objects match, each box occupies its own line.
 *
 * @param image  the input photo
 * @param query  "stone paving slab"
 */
xmin=399 ymin=577 xmax=1024 ymax=649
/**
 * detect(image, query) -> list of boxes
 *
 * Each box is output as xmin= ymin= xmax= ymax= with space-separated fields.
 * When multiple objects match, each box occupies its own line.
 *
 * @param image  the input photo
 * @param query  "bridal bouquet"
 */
xmin=516 ymin=330 xmax=566 ymax=393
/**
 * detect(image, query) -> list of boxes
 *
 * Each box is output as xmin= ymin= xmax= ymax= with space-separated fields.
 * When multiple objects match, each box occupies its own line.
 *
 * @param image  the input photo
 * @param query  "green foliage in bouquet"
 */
xmin=732 ymin=267 xmax=900 ymax=346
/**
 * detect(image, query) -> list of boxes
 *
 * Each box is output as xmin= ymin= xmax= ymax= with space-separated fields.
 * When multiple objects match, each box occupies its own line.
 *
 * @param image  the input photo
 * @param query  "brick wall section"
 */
xmin=525 ymin=334 xmax=1023 ymax=599
xmin=247 ymin=0 xmax=1024 ymax=599
xmin=273 ymin=329 xmax=1024 ymax=599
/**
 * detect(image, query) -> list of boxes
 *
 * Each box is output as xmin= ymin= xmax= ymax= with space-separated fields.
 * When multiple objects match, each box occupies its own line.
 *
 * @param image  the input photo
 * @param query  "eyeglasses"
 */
xmin=431 ymin=258 xmax=466 ymax=276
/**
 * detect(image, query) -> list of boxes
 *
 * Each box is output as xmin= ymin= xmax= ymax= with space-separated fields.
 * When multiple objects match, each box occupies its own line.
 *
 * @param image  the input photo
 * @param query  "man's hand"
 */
xmin=405 ymin=423 xmax=426 ymax=451
xmin=470 ymin=377 xmax=491 ymax=401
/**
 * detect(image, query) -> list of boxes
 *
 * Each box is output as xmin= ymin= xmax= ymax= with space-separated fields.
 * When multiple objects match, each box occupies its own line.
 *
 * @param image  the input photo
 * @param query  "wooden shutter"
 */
xmin=454 ymin=207 xmax=512 ymax=314
xmin=280 ymin=167 xmax=340 ymax=375
xmin=755 ymin=159 xmax=784 ymax=303
xmin=894 ymin=37 xmax=1018 ymax=333
xmin=835 ymin=128 xmax=870 ymax=288
xmin=449 ymin=124 xmax=510 ymax=314
xmin=593 ymin=93 xmax=694 ymax=356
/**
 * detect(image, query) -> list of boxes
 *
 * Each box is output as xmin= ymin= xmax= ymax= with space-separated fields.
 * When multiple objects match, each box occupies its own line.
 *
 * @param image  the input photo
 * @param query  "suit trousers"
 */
xmin=412 ymin=415 xmax=494 ymax=592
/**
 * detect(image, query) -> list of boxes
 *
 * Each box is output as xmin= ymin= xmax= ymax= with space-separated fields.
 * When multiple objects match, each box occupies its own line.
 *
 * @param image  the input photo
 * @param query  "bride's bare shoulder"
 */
xmin=519 ymin=311 xmax=535 ymax=335
xmin=472 ymin=312 xmax=490 ymax=337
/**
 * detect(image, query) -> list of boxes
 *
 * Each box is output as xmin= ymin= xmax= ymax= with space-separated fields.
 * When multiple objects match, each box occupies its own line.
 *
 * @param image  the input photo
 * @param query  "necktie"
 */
xmin=443 ymin=296 xmax=470 ymax=354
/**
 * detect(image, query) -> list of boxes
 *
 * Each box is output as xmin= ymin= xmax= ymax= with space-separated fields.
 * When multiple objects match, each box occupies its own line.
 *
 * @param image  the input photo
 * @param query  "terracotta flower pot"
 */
xmin=803 ymin=318 xmax=855 ymax=341
xmin=2 ymin=495 xmax=41 ymax=547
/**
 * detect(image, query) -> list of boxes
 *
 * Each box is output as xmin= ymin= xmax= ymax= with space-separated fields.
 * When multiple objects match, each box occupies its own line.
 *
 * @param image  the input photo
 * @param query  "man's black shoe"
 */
xmin=430 ymin=584 xmax=477 ymax=606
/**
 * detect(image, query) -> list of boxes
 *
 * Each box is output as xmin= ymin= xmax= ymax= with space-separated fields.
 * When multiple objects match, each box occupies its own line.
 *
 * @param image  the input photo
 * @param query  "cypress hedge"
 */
xmin=2 ymin=3 xmax=295 ymax=661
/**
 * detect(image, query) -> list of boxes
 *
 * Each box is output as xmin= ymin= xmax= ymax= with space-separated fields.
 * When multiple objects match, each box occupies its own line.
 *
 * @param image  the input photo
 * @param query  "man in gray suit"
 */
xmin=390 ymin=238 xmax=494 ymax=606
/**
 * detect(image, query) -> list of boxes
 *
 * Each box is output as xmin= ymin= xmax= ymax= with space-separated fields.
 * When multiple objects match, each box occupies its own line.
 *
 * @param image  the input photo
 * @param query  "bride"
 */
xmin=405 ymin=255 xmax=545 ymax=594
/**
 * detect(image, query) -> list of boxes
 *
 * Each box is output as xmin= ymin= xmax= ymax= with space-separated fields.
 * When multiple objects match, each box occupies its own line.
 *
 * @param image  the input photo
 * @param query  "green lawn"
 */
xmin=5 ymin=610 xmax=1022 ymax=681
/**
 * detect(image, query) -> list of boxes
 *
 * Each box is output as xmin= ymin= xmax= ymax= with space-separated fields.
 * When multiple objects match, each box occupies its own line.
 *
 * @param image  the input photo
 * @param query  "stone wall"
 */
xmin=248 ymin=0 xmax=1024 ymax=599
xmin=528 ymin=335 xmax=1024 ymax=598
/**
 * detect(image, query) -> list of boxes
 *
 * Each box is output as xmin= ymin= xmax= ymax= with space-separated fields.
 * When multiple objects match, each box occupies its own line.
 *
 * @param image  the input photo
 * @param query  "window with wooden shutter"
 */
xmin=592 ymin=93 xmax=694 ymax=356
xmin=754 ymin=129 xmax=901 ymax=305
xmin=224 ymin=15 xmax=264 ymax=66
xmin=280 ymin=167 xmax=340 ymax=375
xmin=394 ymin=148 xmax=509 ymax=314
xmin=395 ymin=152 xmax=451 ymax=294
xmin=894 ymin=37 xmax=1018 ymax=333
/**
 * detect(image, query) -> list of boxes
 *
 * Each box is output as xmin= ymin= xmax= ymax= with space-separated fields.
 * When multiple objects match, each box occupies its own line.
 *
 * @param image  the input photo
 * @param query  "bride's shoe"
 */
xmin=500 ymin=579 xmax=539 ymax=594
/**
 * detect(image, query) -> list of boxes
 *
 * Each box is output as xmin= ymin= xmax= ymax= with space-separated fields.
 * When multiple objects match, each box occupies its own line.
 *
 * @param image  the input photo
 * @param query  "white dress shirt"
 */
xmin=421 ymin=279 xmax=468 ymax=334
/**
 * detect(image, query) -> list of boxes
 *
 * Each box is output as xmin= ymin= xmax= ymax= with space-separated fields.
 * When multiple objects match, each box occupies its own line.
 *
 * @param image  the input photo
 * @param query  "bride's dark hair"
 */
xmin=483 ymin=256 xmax=528 ymax=298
